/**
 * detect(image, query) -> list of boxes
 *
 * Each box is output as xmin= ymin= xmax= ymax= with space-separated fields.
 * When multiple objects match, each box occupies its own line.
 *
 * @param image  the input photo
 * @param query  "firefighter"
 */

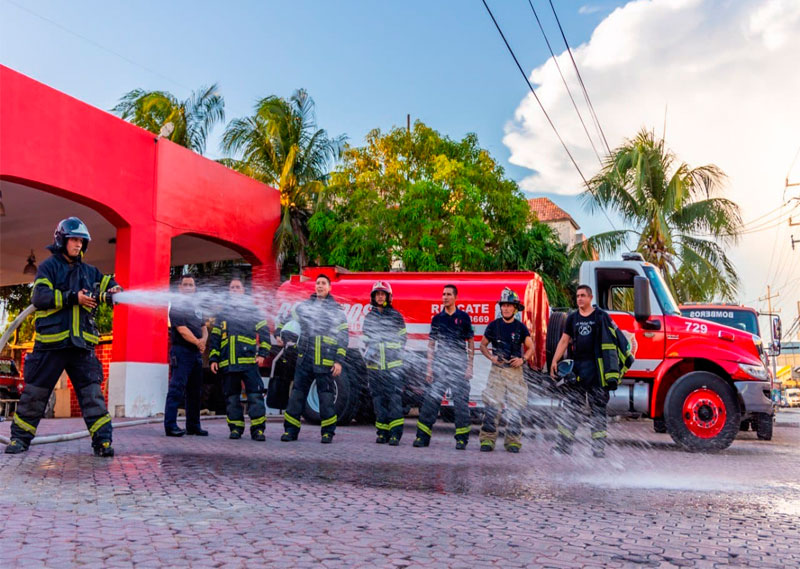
xmin=549 ymin=284 xmax=634 ymax=457
xmin=279 ymin=274 xmax=349 ymax=444
xmin=209 ymin=277 xmax=271 ymax=441
xmin=414 ymin=284 xmax=475 ymax=450
xmin=478 ymin=288 xmax=535 ymax=453
xmin=363 ymin=281 xmax=408 ymax=446
xmin=5 ymin=218 xmax=120 ymax=456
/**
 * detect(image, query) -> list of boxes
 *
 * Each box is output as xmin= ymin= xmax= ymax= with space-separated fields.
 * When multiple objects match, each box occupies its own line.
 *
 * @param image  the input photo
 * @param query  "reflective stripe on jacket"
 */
xmin=596 ymin=309 xmax=634 ymax=388
xmin=362 ymin=305 xmax=407 ymax=371
xmin=209 ymin=305 xmax=270 ymax=372
xmin=31 ymin=252 xmax=117 ymax=351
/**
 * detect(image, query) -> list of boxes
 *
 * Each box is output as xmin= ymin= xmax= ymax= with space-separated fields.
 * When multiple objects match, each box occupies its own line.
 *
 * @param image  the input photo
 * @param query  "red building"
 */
xmin=0 ymin=66 xmax=281 ymax=416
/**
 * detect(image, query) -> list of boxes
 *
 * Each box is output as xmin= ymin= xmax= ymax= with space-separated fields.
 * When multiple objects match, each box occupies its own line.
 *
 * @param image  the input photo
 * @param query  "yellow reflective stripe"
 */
xmin=34 ymin=308 xmax=61 ymax=321
xmin=375 ymin=422 xmax=390 ymax=431
xmin=322 ymin=359 xmax=334 ymax=366
xmin=284 ymin=412 xmax=301 ymax=428
xmin=592 ymin=430 xmax=608 ymax=439
xmin=320 ymin=415 xmax=338 ymax=427
xmin=385 ymin=342 xmax=402 ymax=349
xmin=34 ymin=278 xmax=54 ymax=289
xmin=416 ymin=421 xmax=432 ymax=436
xmin=221 ymin=338 xmax=229 ymax=347
xmin=557 ymin=425 xmax=574 ymax=439
xmin=506 ymin=442 xmax=521 ymax=448
xmin=238 ymin=357 xmax=256 ymax=364
xmin=380 ymin=343 xmax=385 ymax=369
xmin=88 ymin=414 xmax=111 ymax=435
xmin=259 ymin=342 xmax=271 ymax=350
xmin=209 ymin=349 xmax=220 ymax=358
xmin=389 ymin=418 xmax=405 ymax=429
xmin=220 ymin=360 xmax=229 ymax=368
xmin=387 ymin=360 xmax=403 ymax=369
xmin=13 ymin=414 xmax=37 ymax=435
xmin=322 ymin=336 xmax=337 ymax=345
xmin=251 ymin=416 xmax=266 ymax=426
xmin=601 ymin=343 xmax=616 ymax=351
xmin=226 ymin=418 xmax=245 ymax=427
xmin=336 ymin=348 xmax=346 ymax=356
xmin=256 ymin=320 xmax=267 ymax=329
xmin=54 ymin=289 xmax=63 ymax=309
xmin=35 ymin=330 xmax=70 ymax=343
xmin=82 ymin=332 xmax=100 ymax=344
xmin=99 ymin=275 xmax=111 ymax=294
xmin=72 ymin=305 xmax=80 ymax=337
xmin=315 ymin=336 xmax=322 ymax=366
xmin=211 ymin=327 xmax=221 ymax=335
xmin=336 ymin=323 xmax=349 ymax=331
xmin=237 ymin=336 xmax=256 ymax=345
xmin=398 ymin=328 xmax=407 ymax=336
xmin=367 ymin=364 xmax=379 ymax=370
xmin=454 ymin=426 xmax=471 ymax=435
xmin=230 ymin=337 xmax=236 ymax=365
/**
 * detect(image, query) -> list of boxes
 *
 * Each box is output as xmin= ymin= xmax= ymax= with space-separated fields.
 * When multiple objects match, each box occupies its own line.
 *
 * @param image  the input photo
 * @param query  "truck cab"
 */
xmin=575 ymin=253 xmax=774 ymax=450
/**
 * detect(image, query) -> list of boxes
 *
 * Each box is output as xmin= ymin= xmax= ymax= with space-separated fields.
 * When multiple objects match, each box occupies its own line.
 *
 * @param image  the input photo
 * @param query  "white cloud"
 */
xmin=504 ymin=0 xmax=800 ymax=315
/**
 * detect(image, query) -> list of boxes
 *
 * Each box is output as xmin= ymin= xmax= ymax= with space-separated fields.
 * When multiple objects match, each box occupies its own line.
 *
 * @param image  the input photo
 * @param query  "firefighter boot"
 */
xmin=229 ymin=430 xmax=243 ymax=440
xmin=321 ymin=433 xmax=334 ymax=444
xmin=455 ymin=437 xmax=468 ymax=450
xmin=93 ymin=440 xmax=115 ymax=458
xmin=480 ymin=441 xmax=494 ymax=452
xmin=4 ymin=439 xmax=28 ymax=454
xmin=591 ymin=431 xmax=607 ymax=458
xmin=251 ymin=429 xmax=266 ymax=442
xmin=412 ymin=433 xmax=430 ymax=448
xmin=375 ymin=432 xmax=388 ymax=444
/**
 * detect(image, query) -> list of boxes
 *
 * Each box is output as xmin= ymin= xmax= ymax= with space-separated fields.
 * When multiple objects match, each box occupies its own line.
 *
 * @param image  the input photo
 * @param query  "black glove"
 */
xmin=605 ymin=378 xmax=619 ymax=391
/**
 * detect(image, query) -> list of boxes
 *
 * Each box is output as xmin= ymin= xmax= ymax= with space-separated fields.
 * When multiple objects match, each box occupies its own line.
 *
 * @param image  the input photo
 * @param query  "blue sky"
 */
xmin=0 ymin=0 xmax=627 ymax=236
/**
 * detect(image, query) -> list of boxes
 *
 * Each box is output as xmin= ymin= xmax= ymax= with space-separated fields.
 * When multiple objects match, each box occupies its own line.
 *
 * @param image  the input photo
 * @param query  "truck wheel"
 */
xmin=302 ymin=372 xmax=352 ymax=426
xmin=755 ymin=413 xmax=773 ymax=441
xmin=653 ymin=418 xmax=667 ymax=433
xmin=664 ymin=372 xmax=740 ymax=452
xmin=545 ymin=312 xmax=568 ymax=370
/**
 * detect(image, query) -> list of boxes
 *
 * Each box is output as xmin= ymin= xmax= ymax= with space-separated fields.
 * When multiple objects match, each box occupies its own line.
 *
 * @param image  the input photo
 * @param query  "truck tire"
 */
xmin=755 ymin=412 xmax=773 ymax=441
xmin=545 ymin=311 xmax=568 ymax=370
xmin=653 ymin=417 xmax=667 ymax=433
xmin=664 ymin=371 xmax=740 ymax=452
xmin=302 ymin=372 xmax=352 ymax=426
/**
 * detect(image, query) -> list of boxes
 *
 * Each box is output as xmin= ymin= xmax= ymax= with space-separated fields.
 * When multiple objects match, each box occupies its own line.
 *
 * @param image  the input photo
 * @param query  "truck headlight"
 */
xmin=738 ymin=363 xmax=768 ymax=381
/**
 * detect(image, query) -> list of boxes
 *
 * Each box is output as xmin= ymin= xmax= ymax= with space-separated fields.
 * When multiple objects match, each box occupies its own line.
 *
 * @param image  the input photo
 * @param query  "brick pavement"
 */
xmin=1 ymin=419 xmax=799 ymax=568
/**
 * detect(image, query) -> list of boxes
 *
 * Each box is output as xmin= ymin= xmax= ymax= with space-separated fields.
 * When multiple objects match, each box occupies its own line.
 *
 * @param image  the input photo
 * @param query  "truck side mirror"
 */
xmin=773 ymin=317 xmax=782 ymax=343
xmin=634 ymin=276 xmax=651 ymax=322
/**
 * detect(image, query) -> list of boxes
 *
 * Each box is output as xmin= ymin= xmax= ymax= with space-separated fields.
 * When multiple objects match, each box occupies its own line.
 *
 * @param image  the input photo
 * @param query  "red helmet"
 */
xmin=370 ymin=281 xmax=393 ymax=306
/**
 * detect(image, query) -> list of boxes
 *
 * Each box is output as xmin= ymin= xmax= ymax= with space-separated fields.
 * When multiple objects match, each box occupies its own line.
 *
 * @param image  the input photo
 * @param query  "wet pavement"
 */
xmin=1 ymin=416 xmax=800 ymax=568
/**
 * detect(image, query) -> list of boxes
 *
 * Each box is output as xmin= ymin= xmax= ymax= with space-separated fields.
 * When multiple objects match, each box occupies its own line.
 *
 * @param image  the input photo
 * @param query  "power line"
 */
xmin=526 ymin=0 xmax=603 ymax=165
xmin=547 ymin=0 xmax=610 ymax=155
xmin=479 ymin=0 xmax=618 ymax=232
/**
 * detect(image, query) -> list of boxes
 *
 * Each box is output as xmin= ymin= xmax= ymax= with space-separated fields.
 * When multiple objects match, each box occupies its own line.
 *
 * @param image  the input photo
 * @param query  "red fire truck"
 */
xmin=271 ymin=253 xmax=773 ymax=452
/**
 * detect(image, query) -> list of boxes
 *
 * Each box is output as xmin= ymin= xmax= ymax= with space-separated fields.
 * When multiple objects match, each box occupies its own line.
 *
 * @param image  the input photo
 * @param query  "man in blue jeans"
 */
xmin=164 ymin=274 xmax=208 ymax=437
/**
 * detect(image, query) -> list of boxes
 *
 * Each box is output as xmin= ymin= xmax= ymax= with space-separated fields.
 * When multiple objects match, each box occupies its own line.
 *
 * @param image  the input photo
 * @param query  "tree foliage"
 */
xmin=308 ymin=122 xmax=572 ymax=306
xmin=112 ymin=84 xmax=225 ymax=154
xmin=584 ymin=128 xmax=742 ymax=302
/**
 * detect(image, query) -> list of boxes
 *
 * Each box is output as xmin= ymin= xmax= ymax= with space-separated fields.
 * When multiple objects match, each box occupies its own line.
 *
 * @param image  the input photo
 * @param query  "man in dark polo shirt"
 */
xmin=164 ymin=274 xmax=208 ymax=437
xmin=414 ymin=284 xmax=474 ymax=450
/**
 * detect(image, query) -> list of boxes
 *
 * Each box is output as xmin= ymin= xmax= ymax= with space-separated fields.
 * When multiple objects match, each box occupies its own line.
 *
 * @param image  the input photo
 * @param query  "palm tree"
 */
xmin=583 ymin=128 xmax=742 ymax=301
xmin=220 ymin=89 xmax=346 ymax=274
xmin=112 ymin=84 xmax=225 ymax=155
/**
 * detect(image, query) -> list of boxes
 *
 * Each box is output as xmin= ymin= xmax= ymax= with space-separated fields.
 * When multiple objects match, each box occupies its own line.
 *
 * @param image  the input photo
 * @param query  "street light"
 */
xmin=23 ymin=250 xmax=37 ymax=276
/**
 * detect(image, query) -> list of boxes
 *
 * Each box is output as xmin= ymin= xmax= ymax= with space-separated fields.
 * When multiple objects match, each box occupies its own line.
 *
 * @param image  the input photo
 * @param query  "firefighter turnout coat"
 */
xmin=362 ymin=306 xmax=407 ymax=371
xmin=209 ymin=307 xmax=271 ymax=372
xmin=281 ymin=294 xmax=349 ymax=373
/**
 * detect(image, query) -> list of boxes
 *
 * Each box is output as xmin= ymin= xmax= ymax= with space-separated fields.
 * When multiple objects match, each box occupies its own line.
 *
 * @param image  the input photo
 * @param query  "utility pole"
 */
xmin=759 ymin=286 xmax=780 ymax=381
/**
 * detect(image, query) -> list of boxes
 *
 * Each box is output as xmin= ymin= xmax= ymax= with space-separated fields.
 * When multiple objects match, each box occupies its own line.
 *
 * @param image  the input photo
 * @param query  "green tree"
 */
xmin=308 ymin=122 xmax=572 ymax=306
xmin=112 ymin=84 xmax=225 ymax=154
xmin=220 ymin=89 xmax=345 ymax=276
xmin=584 ymin=129 xmax=742 ymax=301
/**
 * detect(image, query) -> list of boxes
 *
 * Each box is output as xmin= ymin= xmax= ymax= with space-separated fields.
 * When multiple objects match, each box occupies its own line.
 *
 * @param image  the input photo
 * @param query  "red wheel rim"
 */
xmin=682 ymin=388 xmax=726 ymax=439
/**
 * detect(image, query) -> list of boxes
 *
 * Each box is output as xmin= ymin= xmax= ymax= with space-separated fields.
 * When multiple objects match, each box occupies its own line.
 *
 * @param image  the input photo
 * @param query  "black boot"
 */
xmin=280 ymin=431 xmax=298 ymax=442
xmin=4 ymin=439 xmax=28 ymax=454
xmin=93 ymin=440 xmax=115 ymax=457
xmin=376 ymin=433 xmax=388 ymax=444
xmin=480 ymin=442 xmax=494 ymax=452
xmin=320 ymin=433 xmax=334 ymax=444
xmin=388 ymin=436 xmax=400 ymax=446
xmin=251 ymin=429 xmax=266 ymax=442
xmin=412 ymin=434 xmax=430 ymax=448
xmin=455 ymin=438 xmax=468 ymax=450
xmin=229 ymin=430 xmax=242 ymax=440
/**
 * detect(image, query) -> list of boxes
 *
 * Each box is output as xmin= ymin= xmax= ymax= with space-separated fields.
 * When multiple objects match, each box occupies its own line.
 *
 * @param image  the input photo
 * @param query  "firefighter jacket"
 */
xmin=280 ymin=294 xmax=349 ymax=373
xmin=595 ymin=308 xmax=635 ymax=389
xmin=31 ymin=251 xmax=118 ymax=351
xmin=362 ymin=305 xmax=407 ymax=371
xmin=209 ymin=305 xmax=270 ymax=373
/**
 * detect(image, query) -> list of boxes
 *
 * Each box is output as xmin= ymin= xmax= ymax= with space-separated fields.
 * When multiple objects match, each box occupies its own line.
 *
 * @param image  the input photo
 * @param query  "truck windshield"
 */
xmin=680 ymin=308 xmax=760 ymax=336
xmin=643 ymin=266 xmax=680 ymax=315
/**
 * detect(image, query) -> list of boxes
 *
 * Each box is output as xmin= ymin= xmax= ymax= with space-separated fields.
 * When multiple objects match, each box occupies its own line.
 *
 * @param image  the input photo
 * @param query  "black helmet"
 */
xmin=54 ymin=217 xmax=91 ymax=253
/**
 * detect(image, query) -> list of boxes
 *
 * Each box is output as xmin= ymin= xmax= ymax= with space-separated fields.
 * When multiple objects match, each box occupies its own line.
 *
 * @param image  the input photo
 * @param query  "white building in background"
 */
xmin=527 ymin=197 xmax=587 ymax=250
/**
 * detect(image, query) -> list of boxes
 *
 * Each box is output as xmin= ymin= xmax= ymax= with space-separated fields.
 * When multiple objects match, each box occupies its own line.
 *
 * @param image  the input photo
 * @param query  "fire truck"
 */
xmin=271 ymin=253 xmax=773 ymax=452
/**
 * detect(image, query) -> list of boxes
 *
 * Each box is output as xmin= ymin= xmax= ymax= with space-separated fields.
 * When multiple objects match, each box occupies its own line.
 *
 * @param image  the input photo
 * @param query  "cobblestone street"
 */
xmin=2 ymin=414 xmax=800 ymax=568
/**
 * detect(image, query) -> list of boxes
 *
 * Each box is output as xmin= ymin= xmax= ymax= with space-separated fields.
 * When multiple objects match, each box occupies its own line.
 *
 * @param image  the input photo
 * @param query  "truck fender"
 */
xmin=650 ymin=357 xmax=738 ymax=418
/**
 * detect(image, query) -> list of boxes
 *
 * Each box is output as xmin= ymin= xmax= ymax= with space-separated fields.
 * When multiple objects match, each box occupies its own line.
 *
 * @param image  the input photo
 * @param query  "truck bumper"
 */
xmin=734 ymin=381 xmax=773 ymax=415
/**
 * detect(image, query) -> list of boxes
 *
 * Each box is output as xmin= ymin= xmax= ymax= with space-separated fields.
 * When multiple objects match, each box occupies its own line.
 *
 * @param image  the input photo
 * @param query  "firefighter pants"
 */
xmin=556 ymin=360 xmax=609 ymax=450
xmin=416 ymin=357 xmax=471 ymax=443
xmin=479 ymin=364 xmax=527 ymax=450
xmin=283 ymin=356 xmax=337 ymax=437
xmin=165 ymin=345 xmax=203 ymax=432
xmin=369 ymin=368 xmax=404 ymax=440
xmin=223 ymin=367 xmax=267 ymax=435
xmin=11 ymin=348 xmax=112 ymax=449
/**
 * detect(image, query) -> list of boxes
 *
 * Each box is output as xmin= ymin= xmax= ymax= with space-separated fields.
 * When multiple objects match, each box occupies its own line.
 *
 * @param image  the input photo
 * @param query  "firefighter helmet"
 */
xmin=280 ymin=320 xmax=301 ymax=346
xmin=54 ymin=217 xmax=91 ymax=253
xmin=498 ymin=288 xmax=523 ymax=310
xmin=370 ymin=281 xmax=393 ymax=306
